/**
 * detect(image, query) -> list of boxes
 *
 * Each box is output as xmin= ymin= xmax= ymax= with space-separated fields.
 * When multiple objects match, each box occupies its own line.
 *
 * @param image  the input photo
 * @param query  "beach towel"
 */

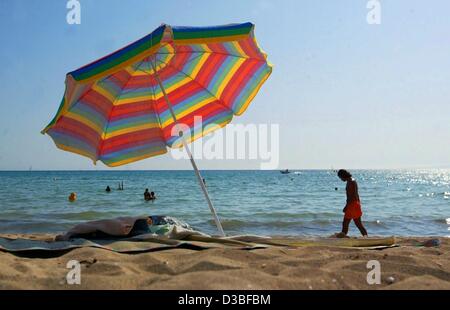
xmin=0 ymin=216 xmax=397 ymax=254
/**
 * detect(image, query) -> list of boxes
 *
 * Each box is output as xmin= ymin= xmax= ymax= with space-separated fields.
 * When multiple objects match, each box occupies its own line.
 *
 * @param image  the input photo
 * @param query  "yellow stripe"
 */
xmin=132 ymin=70 xmax=156 ymax=76
xmin=236 ymin=69 xmax=272 ymax=116
xmin=65 ymin=111 xmax=104 ymax=135
xmin=106 ymin=149 xmax=167 ymax=167
xmin=131 ymin=65 xmax=159 ymax=76
xmin=103 ymin=122 xmax=160 ymax=139
xmin=115 ymin=94 xmax=153 ymax=105
xmin=192 ymin=120 xmax=229 ymax=141
xmin=55 ymin=143 xmax=97 ymax=163
xmin=125 ymin=66 xmax=136 ymax=75
xmin=232 ymin=41 xmax=247 ymax=57
xmin=191 ymin=53 xmax=210 ymax=79
xmin=161 ymin=96 xmax=217 ymax=128
xmin=163 ymin=76 xmax=191 ymax=94
xmin=200 ymin=44 xmax=211 ymax=53
xmin=163 ymin=44 xmax=175 ymax=54
xmin=91 ymin=84 xmax=116 ymax=103
xmin=216 ymin=57 xmax=246 ymax=99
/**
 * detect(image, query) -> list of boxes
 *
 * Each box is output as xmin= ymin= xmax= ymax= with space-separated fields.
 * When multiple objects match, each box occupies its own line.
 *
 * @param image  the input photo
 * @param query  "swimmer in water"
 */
xmin=144 ymin=188 xmax=151 ymax=201
xmin=68 ymin=192 xmax=77 ymax=202
xmin=105 ymin=186 xmax=111 ymax=192
xmin=150 ymin=191 xmax=156 ymax=200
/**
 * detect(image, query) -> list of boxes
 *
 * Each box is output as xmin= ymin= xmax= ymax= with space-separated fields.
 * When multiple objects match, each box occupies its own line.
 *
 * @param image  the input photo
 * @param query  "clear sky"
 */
xmin=0 ymin=0 xmax=449 ymax=170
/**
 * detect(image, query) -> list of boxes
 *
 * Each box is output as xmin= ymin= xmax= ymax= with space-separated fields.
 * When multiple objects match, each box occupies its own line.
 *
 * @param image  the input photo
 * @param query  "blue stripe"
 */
xmin=49 ymin=131 xmax=97 ymax=156
xmin=232 ymin=64 xmax=270 ymax=112
xmin=172 ymin=22 xmax=253 ymax=33
xmin=207 ymin=56 xmax=237 ymax=93
xmin=108 ymin=114 xmax=158 ymax=131
xmin=71 ymin=101 xmax=108 ymax=129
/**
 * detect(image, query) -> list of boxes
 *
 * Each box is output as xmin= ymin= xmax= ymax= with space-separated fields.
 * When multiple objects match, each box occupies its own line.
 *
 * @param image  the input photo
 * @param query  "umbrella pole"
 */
xmin=150 ymin=62 xmax=225 ymax=236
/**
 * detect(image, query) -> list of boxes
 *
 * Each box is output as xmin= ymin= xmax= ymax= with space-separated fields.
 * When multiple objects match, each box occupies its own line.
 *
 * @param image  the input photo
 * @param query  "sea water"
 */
xmin=0 ymin=170 xmax=449 ymax=237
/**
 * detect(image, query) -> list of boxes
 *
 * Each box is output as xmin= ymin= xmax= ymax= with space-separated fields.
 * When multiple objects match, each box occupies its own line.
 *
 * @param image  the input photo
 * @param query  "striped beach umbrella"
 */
xmin=42 ymin=23 xmax=272 ymax=235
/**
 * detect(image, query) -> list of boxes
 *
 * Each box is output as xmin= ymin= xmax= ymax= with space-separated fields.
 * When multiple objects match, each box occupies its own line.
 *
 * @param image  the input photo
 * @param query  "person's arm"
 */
xmin=343 ymin=181 xmax=356 ymax=212
xmin=346 ymin=180 xmax=358 ymax=204
xmin=343 ymin=183 xmax=349 ymax=212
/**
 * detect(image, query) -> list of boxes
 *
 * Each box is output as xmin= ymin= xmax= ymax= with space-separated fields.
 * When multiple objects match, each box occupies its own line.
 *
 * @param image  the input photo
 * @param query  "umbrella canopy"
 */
xmin=42 ymin=22 xmax=272 ymax=235
xmin=42 ymin=23 xmax=272 ymax=167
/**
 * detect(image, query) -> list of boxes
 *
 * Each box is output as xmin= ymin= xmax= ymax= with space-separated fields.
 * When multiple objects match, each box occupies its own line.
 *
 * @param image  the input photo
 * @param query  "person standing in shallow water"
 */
xmin=336 ymin=169 xmax=368 ymax=238
xmin=144 ymin=188 xmax=152 ymax=201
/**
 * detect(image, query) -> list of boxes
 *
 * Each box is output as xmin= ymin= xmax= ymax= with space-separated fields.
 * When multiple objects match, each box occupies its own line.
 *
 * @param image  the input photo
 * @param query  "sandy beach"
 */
xmin=0 ymin=235 xmax=449 ymax=290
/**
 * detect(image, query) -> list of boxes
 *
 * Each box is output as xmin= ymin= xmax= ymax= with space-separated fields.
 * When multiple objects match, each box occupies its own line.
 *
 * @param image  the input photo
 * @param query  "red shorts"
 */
xmin=344 ymin=201 xmax=363 ymax=219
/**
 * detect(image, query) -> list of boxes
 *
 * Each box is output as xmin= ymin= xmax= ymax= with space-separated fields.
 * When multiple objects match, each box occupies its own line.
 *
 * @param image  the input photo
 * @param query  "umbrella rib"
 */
xmin=146 ymin=67 xmax=166 ymax=145
xmin=155 ymin=47 xmax=206 ymax=71
xmin=158 ymin=41 xmax=266 ymax=62
xmin=158 ymin=50 xmax=249 ymax=59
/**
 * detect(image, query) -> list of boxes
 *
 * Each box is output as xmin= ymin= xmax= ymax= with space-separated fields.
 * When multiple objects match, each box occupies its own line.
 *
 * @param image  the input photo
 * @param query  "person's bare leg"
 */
xmin=337 ymin=218 xmax=351 ymax=237
xmin=354 ymin=217 xmax=368 ymax=236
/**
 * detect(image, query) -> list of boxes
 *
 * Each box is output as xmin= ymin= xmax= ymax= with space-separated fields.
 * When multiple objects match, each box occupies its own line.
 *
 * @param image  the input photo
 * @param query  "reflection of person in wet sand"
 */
xmin=336 ymin=169 xmax=368 ymax=238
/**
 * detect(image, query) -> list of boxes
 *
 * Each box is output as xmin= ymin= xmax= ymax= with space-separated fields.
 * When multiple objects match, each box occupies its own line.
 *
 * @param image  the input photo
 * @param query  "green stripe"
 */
xmin=173 ymin=27 xmax=251 ymax=40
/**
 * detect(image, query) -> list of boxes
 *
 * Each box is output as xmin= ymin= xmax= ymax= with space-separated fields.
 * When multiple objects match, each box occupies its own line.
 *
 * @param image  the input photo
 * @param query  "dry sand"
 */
xmin=0 ymin=235 xmax=449 ymax=289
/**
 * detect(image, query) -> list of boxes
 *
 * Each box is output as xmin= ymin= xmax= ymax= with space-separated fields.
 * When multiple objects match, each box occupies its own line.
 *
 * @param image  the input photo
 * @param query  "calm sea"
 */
xmin=0 ymin=170 xmax=449 ymax=237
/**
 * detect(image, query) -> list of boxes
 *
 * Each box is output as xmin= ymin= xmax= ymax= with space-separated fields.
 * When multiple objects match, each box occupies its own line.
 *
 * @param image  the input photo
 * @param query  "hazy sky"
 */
xmin=0 ymin=0 xmax=449 ymax=170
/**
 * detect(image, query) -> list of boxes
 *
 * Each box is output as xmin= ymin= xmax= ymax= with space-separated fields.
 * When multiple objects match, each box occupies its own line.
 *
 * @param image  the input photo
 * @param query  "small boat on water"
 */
xmin=280 ymin=169 xmax=291 ymax=174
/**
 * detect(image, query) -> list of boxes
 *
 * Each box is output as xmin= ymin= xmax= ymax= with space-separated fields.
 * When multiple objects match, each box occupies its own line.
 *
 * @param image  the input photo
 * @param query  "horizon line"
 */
xmin=1 ymin=167 xmax=449 ymax=172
